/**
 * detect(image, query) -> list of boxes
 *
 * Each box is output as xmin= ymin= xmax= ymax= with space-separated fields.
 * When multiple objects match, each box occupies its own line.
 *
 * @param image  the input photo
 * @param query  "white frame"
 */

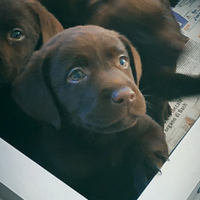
xmin=1 ymin=118 xmax=200 ymax=200
xmin=138 ymin=118 xmax=200 ymax=200
xmin=0 ymin=139 xmax=86 ymax=200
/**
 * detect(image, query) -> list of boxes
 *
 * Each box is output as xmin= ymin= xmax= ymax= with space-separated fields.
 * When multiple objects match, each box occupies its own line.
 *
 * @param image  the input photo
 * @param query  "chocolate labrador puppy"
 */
xmin=12 ymin=25 xmax=168 ymax=200
xmin=38 ymin=0 xmax=200 ymax=127
xmin=0 ymin=0 xmax=63 ymax=86
xmin=0 ymin=0 xmax=63 ymax=154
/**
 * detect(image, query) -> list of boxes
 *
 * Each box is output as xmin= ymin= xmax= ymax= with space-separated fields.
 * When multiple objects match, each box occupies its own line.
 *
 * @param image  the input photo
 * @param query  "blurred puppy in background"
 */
xmin=0 ymin=0 xmax=63 ymax=154
xmin=0 ymin=0 xmax=63 ymax=86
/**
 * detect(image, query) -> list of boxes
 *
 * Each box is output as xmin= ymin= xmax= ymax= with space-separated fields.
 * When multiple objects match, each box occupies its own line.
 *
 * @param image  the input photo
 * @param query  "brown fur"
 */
xmin=38 ymin=0 xmax=200 ymax=127
xmin=12 ymin=25 xmax=168 ymax=200
xmin=85 ymin=0 xmax=188 ymax=126
xmin=0 ymin=0 xmax=63 ymax=154
xmin=0 ymin=0 xmax=63 ymax=86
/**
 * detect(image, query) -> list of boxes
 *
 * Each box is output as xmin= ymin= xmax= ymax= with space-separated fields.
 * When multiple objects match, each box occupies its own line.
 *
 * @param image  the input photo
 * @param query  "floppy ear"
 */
xmin=29 ymin=0 xmax=63 ymax=45
xmin=118 ymin=35 xmax=142 ymax=86
xmin=12 ymin=51 xmax=61 ymax=130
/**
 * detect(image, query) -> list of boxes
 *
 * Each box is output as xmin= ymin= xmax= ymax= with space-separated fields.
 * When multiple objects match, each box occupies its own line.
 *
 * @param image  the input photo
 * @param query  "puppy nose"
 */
xmin=111 ymin=87 xmax=136 ymax=104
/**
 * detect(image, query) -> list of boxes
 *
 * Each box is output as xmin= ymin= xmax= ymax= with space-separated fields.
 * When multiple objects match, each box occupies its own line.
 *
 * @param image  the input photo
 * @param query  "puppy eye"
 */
xmin=68 ymin=68 xmax=86 ymax=83
xmin=9 ymin=28 xmax=24 ymax=41
xmin=119 ymin=55 xmax=129 ymax=68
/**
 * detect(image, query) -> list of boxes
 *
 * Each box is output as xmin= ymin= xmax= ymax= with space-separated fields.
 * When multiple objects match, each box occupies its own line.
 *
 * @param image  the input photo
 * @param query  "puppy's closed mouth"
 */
xmin=84 ymin=115 xmax=139 ymax=134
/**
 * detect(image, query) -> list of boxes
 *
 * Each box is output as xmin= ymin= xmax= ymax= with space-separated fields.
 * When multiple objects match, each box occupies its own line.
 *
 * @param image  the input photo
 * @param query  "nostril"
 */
xmin=111 ymin=88 xmax=136 ymax=104
xmin=113 ymin=97 xmax=124 ymax=104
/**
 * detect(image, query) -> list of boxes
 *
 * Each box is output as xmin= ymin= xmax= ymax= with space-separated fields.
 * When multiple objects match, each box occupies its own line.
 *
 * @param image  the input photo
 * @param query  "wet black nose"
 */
xmin=111 ymin=87 xmax=136 ymax=105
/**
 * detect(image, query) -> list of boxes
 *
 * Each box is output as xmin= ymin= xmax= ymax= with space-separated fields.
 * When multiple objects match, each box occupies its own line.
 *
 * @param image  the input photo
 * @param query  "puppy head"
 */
xmin=0 ymin=0 xmax=63 ymax=87
xmin=12 ymin=25 xmax=146 ymax=134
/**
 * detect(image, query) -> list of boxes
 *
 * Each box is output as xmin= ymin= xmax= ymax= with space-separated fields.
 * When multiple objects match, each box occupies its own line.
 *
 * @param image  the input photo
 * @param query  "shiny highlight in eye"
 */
xmin=119 ymin=55 xmax=129 ymax=69
xmin=9 ymin=28 xmax=25 ymax=41
xmin=68 ymin=68 xmax=86 ymax=83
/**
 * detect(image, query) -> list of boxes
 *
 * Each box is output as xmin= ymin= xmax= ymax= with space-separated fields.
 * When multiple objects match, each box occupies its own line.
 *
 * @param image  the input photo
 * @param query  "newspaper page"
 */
xmin=164 ymin=0 xmax=200 ymax=154
xmin=173 ymin=0 xmax=200 ymax=43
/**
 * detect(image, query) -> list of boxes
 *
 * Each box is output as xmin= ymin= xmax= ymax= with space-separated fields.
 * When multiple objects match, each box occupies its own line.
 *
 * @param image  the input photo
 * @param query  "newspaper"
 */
xmin=173 ymin=0 xmax=200 ymax=43
xmin=164 ymin=0 xmax=200 ymax=154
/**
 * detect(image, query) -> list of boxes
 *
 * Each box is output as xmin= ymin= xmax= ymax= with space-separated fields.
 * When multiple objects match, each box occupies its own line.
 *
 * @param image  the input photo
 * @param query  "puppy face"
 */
xmin=0 ymin=0 xmax=63 ymax=87
xmin=13 ymin=25 xmax=146 ymax=134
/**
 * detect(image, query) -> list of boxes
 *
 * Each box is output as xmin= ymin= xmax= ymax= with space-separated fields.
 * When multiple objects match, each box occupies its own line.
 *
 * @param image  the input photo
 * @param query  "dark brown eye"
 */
xmin=119 ymin=55 xmax=129 ymax=69
xmin=9 ymin=28 xmax=24 ymax=41
xmin=68 ymin=68 xmax=86 ymax=83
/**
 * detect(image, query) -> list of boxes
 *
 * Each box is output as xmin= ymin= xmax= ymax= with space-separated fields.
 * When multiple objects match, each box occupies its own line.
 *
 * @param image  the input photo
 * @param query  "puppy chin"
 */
xmin=83 ymin=115 xmax=139 ymax=134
